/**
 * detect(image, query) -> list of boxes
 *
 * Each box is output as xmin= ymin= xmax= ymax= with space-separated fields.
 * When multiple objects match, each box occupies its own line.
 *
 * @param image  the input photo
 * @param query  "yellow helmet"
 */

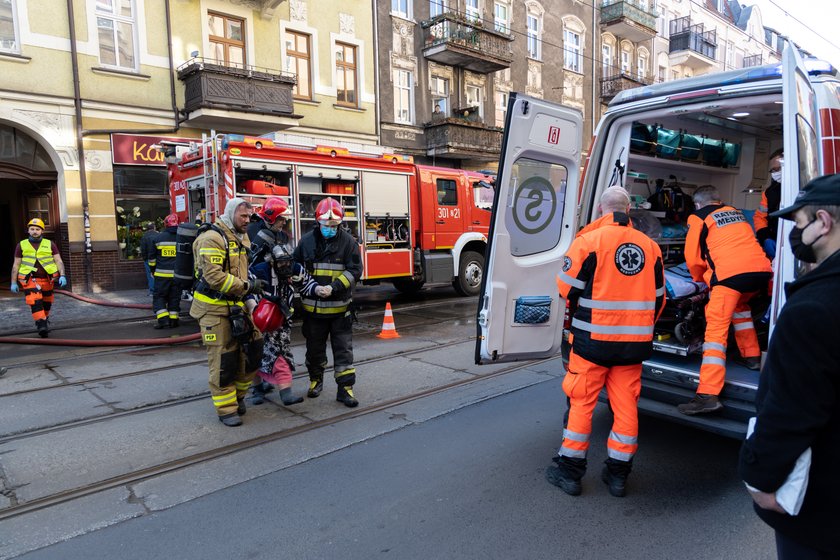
xmin=27 ymin=218 xmax=46 ymax=230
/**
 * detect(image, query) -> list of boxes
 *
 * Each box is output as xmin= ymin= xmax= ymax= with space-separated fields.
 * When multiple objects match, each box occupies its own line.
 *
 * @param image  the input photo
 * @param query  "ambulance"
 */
xmin=475 ymin=45 xmax=840 ymax=438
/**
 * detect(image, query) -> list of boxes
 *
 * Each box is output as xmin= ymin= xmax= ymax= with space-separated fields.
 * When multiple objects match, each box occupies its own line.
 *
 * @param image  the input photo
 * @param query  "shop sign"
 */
xmin=111 ymin=134 xmax=191 ymax=166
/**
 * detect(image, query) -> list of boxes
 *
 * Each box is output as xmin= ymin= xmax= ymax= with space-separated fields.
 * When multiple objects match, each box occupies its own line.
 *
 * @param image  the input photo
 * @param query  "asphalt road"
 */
xmin=19 ymin=375 xmax=775 ymax=560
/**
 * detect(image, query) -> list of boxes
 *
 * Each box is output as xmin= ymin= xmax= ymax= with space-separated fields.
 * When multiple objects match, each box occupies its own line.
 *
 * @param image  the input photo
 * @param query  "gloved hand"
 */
xmin=10 ymin=283 xmax=19 ymax=294
xmin=58 ymin=276 xmax=67 ymax=288
xmin=247 ymin=278 xmax=267 ymax=295
xmin=315 ymin=285 xmax=333 ymax=298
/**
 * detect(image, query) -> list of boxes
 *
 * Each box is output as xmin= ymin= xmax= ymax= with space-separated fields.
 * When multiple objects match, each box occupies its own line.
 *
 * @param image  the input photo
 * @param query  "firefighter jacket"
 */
xmin=189 ymin=221 xmax=252 ymax=319
xmin=152 ymin=227 xmax=178 ymax=278
xmin=752 ymin=180 xmax=781 ymax=245
xmin=18 ymin=239 xmax=58 ymax=276
xmin=293 ymin=227 xmax=363 ymax=316
xmin=685 ymin=204 xmax=772 ymax=289
xmin=556 ymin=212 xmax=665 ymax=366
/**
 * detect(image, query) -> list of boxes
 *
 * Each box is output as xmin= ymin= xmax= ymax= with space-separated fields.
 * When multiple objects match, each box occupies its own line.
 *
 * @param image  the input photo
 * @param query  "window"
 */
xmin=564 ymin=29 xmax=582 ymax=73
xmin=494 ymin=2 xmax=509 ymax=33
xmin=507 ymin=157 xmax=568 ymax=257
xmin=658 ymin=65 xmax=666 ymax=82
xmin=620 ymin=50 xmax=630 ymax=74
xmin=495 ymin=90 xmax=508 ymax=127
xmin=394 ymin=70 xmax=413 ymax=124
xmin=638 ymin=53 xmax=648 ymax=80
xmin=431 ymin=76 xmax=449 ymax=116
xmin=392 ymin=0 xmax=409 ymax=18
xmin=437 ymin=178 xmax=458 ymax=206
xmin=430 ymin=0 xmax=446 ymax=17
xmin=26 ymin=194 xmax=52 ymax=229
xmin=527 ymin=15 xmax=541 ymax=60
xmin=96 ymin=0 xmax=137 ymax=70
xmin=285 ymin=30 xmax=312 ymax=100
xmin=335 ymin=42 xmax=357 ymax=107
xmin=465 ymin=0 xmax=480 ymax=22
xmin=208 ymin=12 xmax=245 ymax=67
xmin=0 ymin=0 xmax=19 ymax=53
xmin=602 ymin=44 xmax=612 ymax=77
xmin=466 ymin=84 xmax=483 ymax=118
xmin=113 ymin=167 xmax=169 ymax=261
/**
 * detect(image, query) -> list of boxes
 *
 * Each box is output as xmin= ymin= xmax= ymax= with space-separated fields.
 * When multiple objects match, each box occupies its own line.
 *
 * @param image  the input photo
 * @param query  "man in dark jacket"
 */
xmin=140 ymin=222 xmax=157 ymax=296
xmin=152 ymin=214 xmax=181 ymax=329
xmin=738 ymin=173 xmax=840 ymax=558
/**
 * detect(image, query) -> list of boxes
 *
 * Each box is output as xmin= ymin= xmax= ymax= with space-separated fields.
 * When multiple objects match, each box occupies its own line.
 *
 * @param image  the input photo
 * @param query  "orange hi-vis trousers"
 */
xmin=18 ymin=274 xmax=55 ymax=323
xmin=560 ymin=351 xmax=642 ymax=463
xmin=697 ymin=285 xmax=760 ymax=396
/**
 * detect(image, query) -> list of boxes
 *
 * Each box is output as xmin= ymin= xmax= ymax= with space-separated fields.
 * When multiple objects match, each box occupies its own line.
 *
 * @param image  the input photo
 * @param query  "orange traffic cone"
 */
xmin=377 ymin=302 xmax=400 ymax=339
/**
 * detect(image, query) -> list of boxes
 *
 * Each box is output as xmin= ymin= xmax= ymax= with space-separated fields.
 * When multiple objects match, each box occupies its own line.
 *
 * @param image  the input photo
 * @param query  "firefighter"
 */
xmin=9 ymin=218 xmax=67 ymax=338
xmin=678 ymin=185 xmax=772 ymax=415
xmin=546 ymin=187 xmax=665 ymax=497
xmin=151 ymin=213 xmax=182 ymax=329
xmin=190 ymin=198 xmax=266 ymax=427
xmin=293 ymin=197 xmax=363 ymax=408
xmin=752 ymin=149 xmax=784 ymax=258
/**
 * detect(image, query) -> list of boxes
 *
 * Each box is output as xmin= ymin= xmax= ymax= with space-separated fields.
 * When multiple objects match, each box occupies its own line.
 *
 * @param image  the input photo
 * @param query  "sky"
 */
xmin=751 ymin=0 xmax=840 ymax=68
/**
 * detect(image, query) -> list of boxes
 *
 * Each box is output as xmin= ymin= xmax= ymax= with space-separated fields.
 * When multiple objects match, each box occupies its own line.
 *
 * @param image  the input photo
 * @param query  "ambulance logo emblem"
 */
xmin=562 ymin=256 xmax=572 ymax=272
xmin=615 ymin=243 xmax=644 ymax=276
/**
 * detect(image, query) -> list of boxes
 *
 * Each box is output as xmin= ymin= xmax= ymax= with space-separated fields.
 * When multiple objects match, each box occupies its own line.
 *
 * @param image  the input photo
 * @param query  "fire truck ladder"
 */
xmin=200 ymin=131 xmax=221 ymax=223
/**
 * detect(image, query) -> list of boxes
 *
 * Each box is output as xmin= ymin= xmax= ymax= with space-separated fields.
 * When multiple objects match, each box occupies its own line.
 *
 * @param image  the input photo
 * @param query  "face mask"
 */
xmin=320 ymin=225 xmax=338 ymax=239
xmin=788 ymin=217 xmax=823 ymax=263
xmin=770 ymin=170 xmax=782 ymax=183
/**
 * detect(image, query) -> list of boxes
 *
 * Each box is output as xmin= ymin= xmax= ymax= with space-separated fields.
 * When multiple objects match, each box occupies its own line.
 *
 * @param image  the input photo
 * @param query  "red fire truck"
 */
xmin=163 ymin=135 xmax=494 ymax=295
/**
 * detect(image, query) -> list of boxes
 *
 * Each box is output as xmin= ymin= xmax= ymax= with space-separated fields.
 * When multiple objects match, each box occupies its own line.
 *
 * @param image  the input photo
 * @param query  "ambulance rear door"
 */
xmin=771 ymin=43 xmax=824 ymax=328
xmin=475 ymin=94 xmax=583 ymax=364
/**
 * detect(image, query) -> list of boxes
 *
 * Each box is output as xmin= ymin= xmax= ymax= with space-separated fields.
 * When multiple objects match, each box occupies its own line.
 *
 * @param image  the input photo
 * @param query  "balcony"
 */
xmin=425 ymin=110 xmax=503 ymax=160
xmin=600 ymin=72 xmax=653 ymax=102
xmin=177 ymin=58 xmax=300 ymax=135
xmin=668 ymin=17 xmax=717 ymax=70
xmin=743 ymin=54 xmax=763 ymax=68
xmin=421 ymin=12 xmax=514 ymax=74
xmin=600 ymin=1 xmax=657 ymax=42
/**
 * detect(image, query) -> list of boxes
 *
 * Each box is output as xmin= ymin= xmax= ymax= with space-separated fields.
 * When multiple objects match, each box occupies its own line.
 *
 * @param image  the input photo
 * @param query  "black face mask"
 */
xmin=788 ymin=217 xmax=823 ymax=263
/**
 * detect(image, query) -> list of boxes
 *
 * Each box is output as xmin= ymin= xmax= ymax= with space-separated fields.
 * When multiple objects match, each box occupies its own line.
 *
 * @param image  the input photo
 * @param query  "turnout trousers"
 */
xmin=560 ymin=351 xmax=642 ymax=463
xmin=152 ymin=277 xmax=181 ymax=326
xmin=18 ymin=274 xmax=54 ymax=328
xmin=199 ymin=314 xmax=263 ymax=417
xmin=697 ymin=285 xmax=760 ymax=396
xmin=302 ymin=312 xmax=356 ymax=388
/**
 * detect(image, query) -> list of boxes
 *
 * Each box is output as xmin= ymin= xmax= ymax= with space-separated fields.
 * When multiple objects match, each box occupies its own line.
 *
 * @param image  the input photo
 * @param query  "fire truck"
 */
xmin=163 ymin=135 xmax=495 ymax=296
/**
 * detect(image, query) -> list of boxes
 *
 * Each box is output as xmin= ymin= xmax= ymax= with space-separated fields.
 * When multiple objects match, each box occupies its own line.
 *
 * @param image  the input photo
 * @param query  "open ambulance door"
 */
xmin=475 ymin=94 xmax=583 ymax=364
xmin=771 ymin=43 xmax=823 ymax=331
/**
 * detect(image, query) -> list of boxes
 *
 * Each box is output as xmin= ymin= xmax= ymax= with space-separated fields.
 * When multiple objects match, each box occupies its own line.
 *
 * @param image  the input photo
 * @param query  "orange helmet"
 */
xmin=315 ymin=197 xmax=344 ymax=226
xmin=164 ymin=213 xmax=179 ymax=228
xmin=260 ymin=197 xmax=292 ymax=225
xmin=252 ymin=298 xmax=284 ymax=333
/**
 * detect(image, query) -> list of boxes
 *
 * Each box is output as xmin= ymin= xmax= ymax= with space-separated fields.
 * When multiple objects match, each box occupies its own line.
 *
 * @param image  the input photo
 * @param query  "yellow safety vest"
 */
xmin=18 ymin=239 xmax=58 ymax=275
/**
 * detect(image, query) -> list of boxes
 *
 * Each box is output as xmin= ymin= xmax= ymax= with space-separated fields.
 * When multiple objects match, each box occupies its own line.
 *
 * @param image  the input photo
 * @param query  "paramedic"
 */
xmin=739 ymin=173 xmax=840 ymax=558
xmin=753 ymin=149 xmax=784 ymax=258
xmin=679 ymin=186 xmax=772 ymax=415
xmin=546 ymin=187 xmax=665 ymax=497
xmin=191 ymin=198 xmax=265 ymax=427
xmin=293 ymin=197 xmax=363 ymax=408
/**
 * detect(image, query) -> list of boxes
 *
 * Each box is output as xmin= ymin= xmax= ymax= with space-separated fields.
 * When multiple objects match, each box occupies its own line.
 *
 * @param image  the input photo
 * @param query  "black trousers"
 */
xmin=152 ymin=277 xmax=181 ymax=325
xmin=302 ymin=312 xmax=355 ymax=387
xmin=776 ymin=531 xmax=838 ymax=560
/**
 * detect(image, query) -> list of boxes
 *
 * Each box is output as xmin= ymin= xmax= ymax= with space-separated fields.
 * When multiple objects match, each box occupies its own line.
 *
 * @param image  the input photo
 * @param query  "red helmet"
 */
xmin=315 ymin=197 xmax=343 ymax=226
xmin=164 ymin=213 xmax=179 ymax=228
xmin=252 ymin=298 xmax=284 ymax=333
xmin=260 ymin=197 xmax=292 ymax=225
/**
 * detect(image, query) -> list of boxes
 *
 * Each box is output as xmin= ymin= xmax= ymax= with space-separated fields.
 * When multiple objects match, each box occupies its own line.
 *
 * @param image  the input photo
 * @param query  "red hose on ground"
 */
xmin=0 ymin=333 xmax=201 ymax=346
xmin=53 ymin=289 xmax=153 ymax=309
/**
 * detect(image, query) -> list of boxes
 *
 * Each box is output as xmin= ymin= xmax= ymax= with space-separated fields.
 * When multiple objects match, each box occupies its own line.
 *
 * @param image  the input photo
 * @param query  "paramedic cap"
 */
xmin=771 ymin=173 xmax=840 ymax=220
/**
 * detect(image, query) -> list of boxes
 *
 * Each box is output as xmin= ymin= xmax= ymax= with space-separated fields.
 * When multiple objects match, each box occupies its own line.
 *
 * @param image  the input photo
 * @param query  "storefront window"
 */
xmin=114 ymin=166 xmax=169 ymax=260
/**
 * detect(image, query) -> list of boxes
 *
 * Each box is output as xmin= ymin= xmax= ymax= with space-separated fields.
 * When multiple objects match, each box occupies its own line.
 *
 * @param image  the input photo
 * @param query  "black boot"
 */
xmin=279 ymin=387 xmax=304 ymax=405
xmin=545 ymin=456 xmax=586 ymax=496
xmin=307 ymin=377 xmax=323 ymax=398
xmin=237 ymin=398 xmax=246 ymax=416
xmin=169 ymin=318 xmax=179 ymax=328
xmin=219 ymin=413 xmax=242 ymax=427
xmin=336 ymin=385 xmax=359 ymax=408
xmin=36 ymin=319 xmax=49 ymax=338
xmin=602 ymin=458 xmax=632 ymax=497
xmin=251 ymin=381 xmax=272 ymax=405
xmin=154 ymin=318 xmax=169 ymax=330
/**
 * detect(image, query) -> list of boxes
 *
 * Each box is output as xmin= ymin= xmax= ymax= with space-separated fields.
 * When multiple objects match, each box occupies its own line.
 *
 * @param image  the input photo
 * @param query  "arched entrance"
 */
xmin=0 ymin=124 xmax=61 ymax=284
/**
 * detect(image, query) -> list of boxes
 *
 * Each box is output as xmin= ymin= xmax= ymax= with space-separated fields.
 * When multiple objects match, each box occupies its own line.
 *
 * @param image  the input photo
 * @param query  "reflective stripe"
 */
xmin=733 ymin=321 xmax=755 ymax=331
xmin=193 ymin=292 xmax=245 ymax=307
xmin=557 ymin=272 xmax=586 ymax=290
xmin=579 ymin=298 xmax=655 ymax=311
xmin=212 ymin=392 xmax=237 ymax=407
xmin=571 ymin=318 xmax=654 ymax=336
xmin=154 ymin=269 xmax=174 ymax=278
xmin=199 ymin=248 xmax=225 ymax=256
xmin=156 ymin=310 xmax=169 ymax=319
xmin=559 ymin=446 xmax=587 ymax=458
xmin=608 ymin=448 xmax=635 ymax=461
xmin=563 ymin=429 xmax=589 ymax=443
xmin=257 ymin=229 xmax=274 ymax=244
xmin=220 ymin=274 xmax=235 ymax=293
xmin=235 ymin=381 xmax=251 ymax=391
xmin=313 ymin=268 xmax=343 ymax=279
xmin=732 ymin=311 xmax=752 ymax=319
xmin=702 ymin=355 xmax=727 ymax=367
xmin=609 ymin=431 xmax=637 ymax=445
xmin=315 ymin=262 xmax=345 ymax=271
xmin=336 ymin=368 xmax=356 ymax=378
xmin=18 ymin=239 xmax=58 ymax=275
xmin=655 ymin=286 xmax=665 ymax=297
xmin=703 ymin=342 xmax=727 ymax=354
xmin=301 ymin=302 xmax=349 ymax=314
xmin=758 ymin=205 xmax=768 ymax=212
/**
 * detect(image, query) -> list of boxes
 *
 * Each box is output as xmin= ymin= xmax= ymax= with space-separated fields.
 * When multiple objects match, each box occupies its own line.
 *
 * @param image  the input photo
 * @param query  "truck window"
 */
xmin=504 ymin=157 xmax=568 ymax=257
xmin=437 ymin=179 xmax=458 ymax=206
xmin=473 ymin=182 xmax=494 ymax=209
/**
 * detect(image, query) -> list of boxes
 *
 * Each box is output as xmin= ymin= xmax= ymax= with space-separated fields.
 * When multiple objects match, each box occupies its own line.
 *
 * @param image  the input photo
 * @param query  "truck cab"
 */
xmin=475 ymin=46 xmax=840 ymax=438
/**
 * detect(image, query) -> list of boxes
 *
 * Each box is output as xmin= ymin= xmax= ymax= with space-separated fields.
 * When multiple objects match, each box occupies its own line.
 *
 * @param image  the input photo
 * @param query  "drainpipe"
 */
xmin=66 ymin=0 xmax=93 ymax=293
xmin=372 ymin=0 xmax=381 ymax=142
xmin=591 ymin=1 xmax=597 ymax=137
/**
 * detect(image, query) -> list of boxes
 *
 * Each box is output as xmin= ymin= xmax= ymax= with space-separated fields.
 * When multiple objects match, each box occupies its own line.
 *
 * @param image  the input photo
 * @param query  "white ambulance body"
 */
xmin=475 ymin=46 xmax=840 ymax=438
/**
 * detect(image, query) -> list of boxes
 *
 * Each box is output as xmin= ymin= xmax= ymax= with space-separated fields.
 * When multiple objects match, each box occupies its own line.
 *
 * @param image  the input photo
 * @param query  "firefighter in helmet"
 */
xmin=151 ymin=213 xmax=183 ymax=329
xmin=293 ymin=197 xmax=364 ymax=407
xmin=9 ymin=218 xmax=67 ymax=337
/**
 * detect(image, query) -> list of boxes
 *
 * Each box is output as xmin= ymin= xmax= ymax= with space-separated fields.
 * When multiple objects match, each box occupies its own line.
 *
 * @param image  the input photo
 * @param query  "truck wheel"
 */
xmin=392 ymin=278 xmax=425 ymax=294
xmin=453 ymin=250 xmax=484 ymax=297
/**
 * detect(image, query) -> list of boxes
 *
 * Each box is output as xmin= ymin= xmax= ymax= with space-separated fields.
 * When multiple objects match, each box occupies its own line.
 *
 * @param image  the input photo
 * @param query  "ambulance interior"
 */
xmin=596 ymin=93 xmax=783 ymax=357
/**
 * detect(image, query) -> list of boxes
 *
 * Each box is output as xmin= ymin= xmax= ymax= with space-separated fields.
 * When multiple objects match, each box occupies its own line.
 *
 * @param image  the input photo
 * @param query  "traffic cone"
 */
xmin=377 ymin=302 xmax=400 ymax=339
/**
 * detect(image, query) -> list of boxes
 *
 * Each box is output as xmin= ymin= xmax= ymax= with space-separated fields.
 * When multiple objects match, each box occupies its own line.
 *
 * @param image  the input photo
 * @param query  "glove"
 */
xmin=247 ymin=278 xmax=267 ymax=295
xmin=315 ymin=285 xmax=333 ymax=298
xmin=10 ymin=284 xmax=19 ymax=294
xmin=58 ymin=276 xmax=67 ymax=288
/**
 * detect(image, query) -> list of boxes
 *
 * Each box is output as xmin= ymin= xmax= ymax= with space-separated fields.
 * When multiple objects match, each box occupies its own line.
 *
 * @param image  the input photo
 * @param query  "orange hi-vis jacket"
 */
xmin=556 ymin=212 xmax=666 ymax=366
xmin=685 ymin=204 xmax=772 ymax=287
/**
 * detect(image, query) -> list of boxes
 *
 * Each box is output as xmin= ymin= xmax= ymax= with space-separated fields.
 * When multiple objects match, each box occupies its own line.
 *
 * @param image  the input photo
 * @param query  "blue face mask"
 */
xmin=320 ymin=225 xmax=338 ymax=239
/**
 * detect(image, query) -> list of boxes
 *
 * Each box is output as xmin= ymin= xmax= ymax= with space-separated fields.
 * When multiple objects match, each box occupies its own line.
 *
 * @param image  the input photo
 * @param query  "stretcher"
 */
xmin=653 ymin=264 xmax=708 ymax=356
